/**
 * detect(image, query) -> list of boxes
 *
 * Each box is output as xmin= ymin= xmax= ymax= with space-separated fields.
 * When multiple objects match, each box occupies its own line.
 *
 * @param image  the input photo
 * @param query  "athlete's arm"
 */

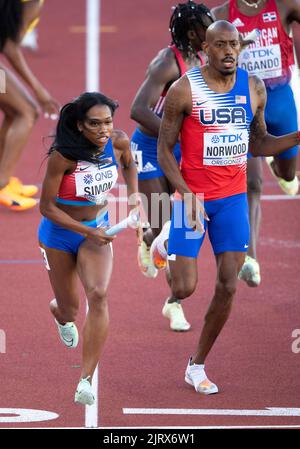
xmin=40 ymin=151 xmax=114 ymax=244
xmin=158 ymin=77 xmax=190 ymax=195
xmin=2 ymin=2 xmax=59 ymax=115
xmin=130 ymin=48 xmax=180 ymax=136
xmin=211 ymin=3 xmax=229 ymax=21
xmin=249 ymin=76 xmax=300 ymax=156
xmin=158 ymin=77 xmax=207 ymax=232
xmin=112 ymin=130 xmax=139 ymax=209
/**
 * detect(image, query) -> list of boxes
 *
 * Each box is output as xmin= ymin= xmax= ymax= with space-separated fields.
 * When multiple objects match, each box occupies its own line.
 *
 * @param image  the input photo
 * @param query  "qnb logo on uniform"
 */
xmin=84 ymin=169 xmax=115 ymax=196
xmin=75 ymin=165 xmax=118 ymax=203
xmin=199 ymin=107 xmax=246 ymax=125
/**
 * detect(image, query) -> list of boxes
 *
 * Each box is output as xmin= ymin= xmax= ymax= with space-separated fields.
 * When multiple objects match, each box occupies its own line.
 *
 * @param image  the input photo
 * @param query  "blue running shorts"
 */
xmin=38 ymin=210 xmax=109 ymax=254
xmin=168 ymin=193 xmax=250 ymax=257
xmin=131 ymin=128 xmax=181 ymax=180
xmin=248 ymin=83 xmax=298 ymax=160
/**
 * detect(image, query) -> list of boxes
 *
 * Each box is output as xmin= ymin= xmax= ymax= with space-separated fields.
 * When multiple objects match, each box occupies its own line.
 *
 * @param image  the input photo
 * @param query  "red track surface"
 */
xmin=0 ymin=0 xmax=299 ymax=429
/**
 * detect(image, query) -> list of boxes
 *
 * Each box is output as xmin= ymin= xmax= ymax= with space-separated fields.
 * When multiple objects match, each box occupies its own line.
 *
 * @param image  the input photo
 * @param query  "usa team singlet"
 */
xmin=229 ymin=0 xmax=294 ymax=89
xmin=180 ymin=67 xmax=253 ymax=201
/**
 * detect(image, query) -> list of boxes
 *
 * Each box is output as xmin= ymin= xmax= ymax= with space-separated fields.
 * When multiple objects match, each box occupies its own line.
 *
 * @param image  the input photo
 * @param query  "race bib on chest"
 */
xmin=203 ymin=129 xmax=248 ymax=166
xmin=239 ymin=44 xmax=282 ymax=80
xmin=75 ymin=163 xmax=118 ymax=203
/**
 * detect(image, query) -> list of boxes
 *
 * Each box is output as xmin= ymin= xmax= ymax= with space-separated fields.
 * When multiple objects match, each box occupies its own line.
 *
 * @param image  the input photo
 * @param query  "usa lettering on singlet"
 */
xmin=229 ymin=0 xmax=294 ymax=87
xmin=180 ymin=67 xmax=253 ymax=201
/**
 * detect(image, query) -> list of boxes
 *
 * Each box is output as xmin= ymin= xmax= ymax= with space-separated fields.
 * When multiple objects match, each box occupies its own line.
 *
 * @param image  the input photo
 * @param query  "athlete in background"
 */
xmin=0 ymin=0 xmax=59 ymax=211
xmin=130 ymin=1 xmax=214 ymax=332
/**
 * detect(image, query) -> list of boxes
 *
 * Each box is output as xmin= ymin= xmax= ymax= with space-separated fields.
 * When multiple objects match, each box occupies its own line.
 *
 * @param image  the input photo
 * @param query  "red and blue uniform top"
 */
xmin=180 ymin=67 xmax=253 ymax=201
xmin=56 ymin=138 xmax=118 ymax=206
xmin=152 ymin=44 xmax=205 ymax=117
xmin=229 ymin=0 xmax=294 ymax=90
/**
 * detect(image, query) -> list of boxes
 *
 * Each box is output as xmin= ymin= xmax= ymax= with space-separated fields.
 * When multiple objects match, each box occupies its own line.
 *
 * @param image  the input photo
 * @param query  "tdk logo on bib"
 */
xmin=200 ymin=107 xmax=246 ymax=125
xmin=211 ymin=133 xmax=243 ymax=144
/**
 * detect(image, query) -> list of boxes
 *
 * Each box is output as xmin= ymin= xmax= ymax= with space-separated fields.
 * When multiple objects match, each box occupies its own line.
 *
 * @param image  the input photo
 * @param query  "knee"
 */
xmin=20 ymin=104 xmax=39 ymax=127
xmin=247 ymin=175 xmax=263 ymax=194
xmin=215 ymin=279 xmax=237 ymax=302
xmin=172 ymin=281 xmax=196 ymax=300
xmin=86 ymin=286 xmax=108 ymax=312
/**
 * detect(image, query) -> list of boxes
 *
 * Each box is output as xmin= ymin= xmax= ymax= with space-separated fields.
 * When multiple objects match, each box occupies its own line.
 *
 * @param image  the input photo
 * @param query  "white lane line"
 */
xmin=86 ymin=0 xmax=100 ymax=92
xmin=261 ymin=194 xmax=300 ymax=200
xmin=123 ymin=407 xmax=300 ymax=417
xmin=0 ymin=408 xmax=58 ymax=423
xmin=85 ymin=0 xmax=100 ymax=429
xmin=104 ymin=425 xmax=300 ymax=429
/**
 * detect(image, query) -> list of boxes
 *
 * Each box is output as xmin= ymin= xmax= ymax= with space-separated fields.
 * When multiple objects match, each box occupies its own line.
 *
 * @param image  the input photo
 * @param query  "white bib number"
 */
xmin=75 ymin=165 xmax=118 ymax=203
xmin=239 ymin=44 xmax=282 ymax=80
xmin=203 ymin=129 xmax=248 ymax=166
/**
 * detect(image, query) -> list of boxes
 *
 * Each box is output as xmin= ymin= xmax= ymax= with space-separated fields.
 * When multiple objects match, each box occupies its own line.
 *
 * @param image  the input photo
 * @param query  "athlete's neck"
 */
xmin=202 ymin=65 xmax=237 ymax=93
xmin=237 ymin=0 xmax=267 ymax=14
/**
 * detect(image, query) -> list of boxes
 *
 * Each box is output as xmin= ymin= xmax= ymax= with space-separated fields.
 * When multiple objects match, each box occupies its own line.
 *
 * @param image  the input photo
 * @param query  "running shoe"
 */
xmin=162 ymin=299 xmax=191 ymax=332
xmin=9 ymin=177 xmax=38 ymax=197
xmin=238 ymin=255 xmax=261 ymax=287
xmin=185 ymin=357 xmax=218 ymax=395
xmin=137 ymin=241 xmax=158 ymax=278
xmin=0 ymin=185 xmax=37 ymax=211
xmin=150 ymin=221 xmax=171 ymax=270
xmin=74 ymin=377 xmax=95 ymax=406
xmin=265 ymin=157 xmax=299 ymax=195
xmin=54 ymin=319 xmax=79 ymax=348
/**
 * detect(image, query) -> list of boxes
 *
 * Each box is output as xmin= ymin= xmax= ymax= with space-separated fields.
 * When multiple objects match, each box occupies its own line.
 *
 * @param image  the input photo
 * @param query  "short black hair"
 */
xmin=0 ymin=0 xmax=23 ymax=51
xmin=169 ymin=1 xmax=213 ymax=52
xmin=49 ymin=92 xmax=119 ymax=163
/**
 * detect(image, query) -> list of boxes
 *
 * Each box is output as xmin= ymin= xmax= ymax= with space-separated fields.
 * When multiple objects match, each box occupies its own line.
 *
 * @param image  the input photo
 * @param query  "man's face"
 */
xmin=204 ymin=30 xmax=241 ymax=75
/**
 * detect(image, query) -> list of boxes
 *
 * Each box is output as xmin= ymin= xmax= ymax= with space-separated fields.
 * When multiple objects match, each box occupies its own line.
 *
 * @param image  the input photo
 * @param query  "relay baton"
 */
xmin=105 ymin=209 xmax=140 ymax=236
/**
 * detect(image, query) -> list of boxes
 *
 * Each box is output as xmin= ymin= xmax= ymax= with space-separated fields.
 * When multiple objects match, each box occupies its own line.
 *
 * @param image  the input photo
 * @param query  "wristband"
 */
xmin=298 ymin=131 xmax=300 ymax=143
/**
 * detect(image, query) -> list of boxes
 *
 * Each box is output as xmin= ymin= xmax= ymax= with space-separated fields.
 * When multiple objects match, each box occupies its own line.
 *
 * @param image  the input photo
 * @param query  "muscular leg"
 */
xmin=271 ymin=156 xmax=297 ymax=182
xmin=39 ymin=243 xmax=80 ymax=323
xmin=168 ymin=255 xmax=198 ymax=302
xmin=76 ymin=240 xmax=113 ymax=380
xmin=192 ymin=251 xmax=245 ymax=364
xmin=246 ymin=157 xmax=263 ymax=260
xmin=0 ymin=66 xmax=39 ymax=189
xmin=0 ymin=105 xmax=14 ymax=152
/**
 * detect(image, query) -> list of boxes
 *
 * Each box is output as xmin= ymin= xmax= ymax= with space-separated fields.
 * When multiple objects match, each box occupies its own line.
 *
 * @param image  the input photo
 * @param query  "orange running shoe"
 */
xmin=9 ymin=176 xmax=38 ymax=197
xmin=0 ymin=185 xmax=37 ymax=211
xmin=150 ymin=220 xmax=171 ymax=270
xmin=185 ymin=358 xmax=218 ymax=395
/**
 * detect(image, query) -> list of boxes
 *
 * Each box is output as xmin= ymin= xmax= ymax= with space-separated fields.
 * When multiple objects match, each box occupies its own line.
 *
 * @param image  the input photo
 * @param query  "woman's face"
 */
xmin=78 ymin=104 xmax=113 ymax=148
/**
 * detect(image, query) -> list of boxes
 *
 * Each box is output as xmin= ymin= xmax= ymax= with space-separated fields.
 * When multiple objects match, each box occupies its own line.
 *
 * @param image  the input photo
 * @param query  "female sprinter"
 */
xmin=38 ymin=92 xmax=139 ymax=406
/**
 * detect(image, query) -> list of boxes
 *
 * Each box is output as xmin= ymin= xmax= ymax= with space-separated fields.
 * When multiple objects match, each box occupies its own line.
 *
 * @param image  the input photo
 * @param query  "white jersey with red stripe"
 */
xmin=180 ymin=67 xmax=253 ymax=201
xmin=229 ymin=0 xmax=294 ymax=89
